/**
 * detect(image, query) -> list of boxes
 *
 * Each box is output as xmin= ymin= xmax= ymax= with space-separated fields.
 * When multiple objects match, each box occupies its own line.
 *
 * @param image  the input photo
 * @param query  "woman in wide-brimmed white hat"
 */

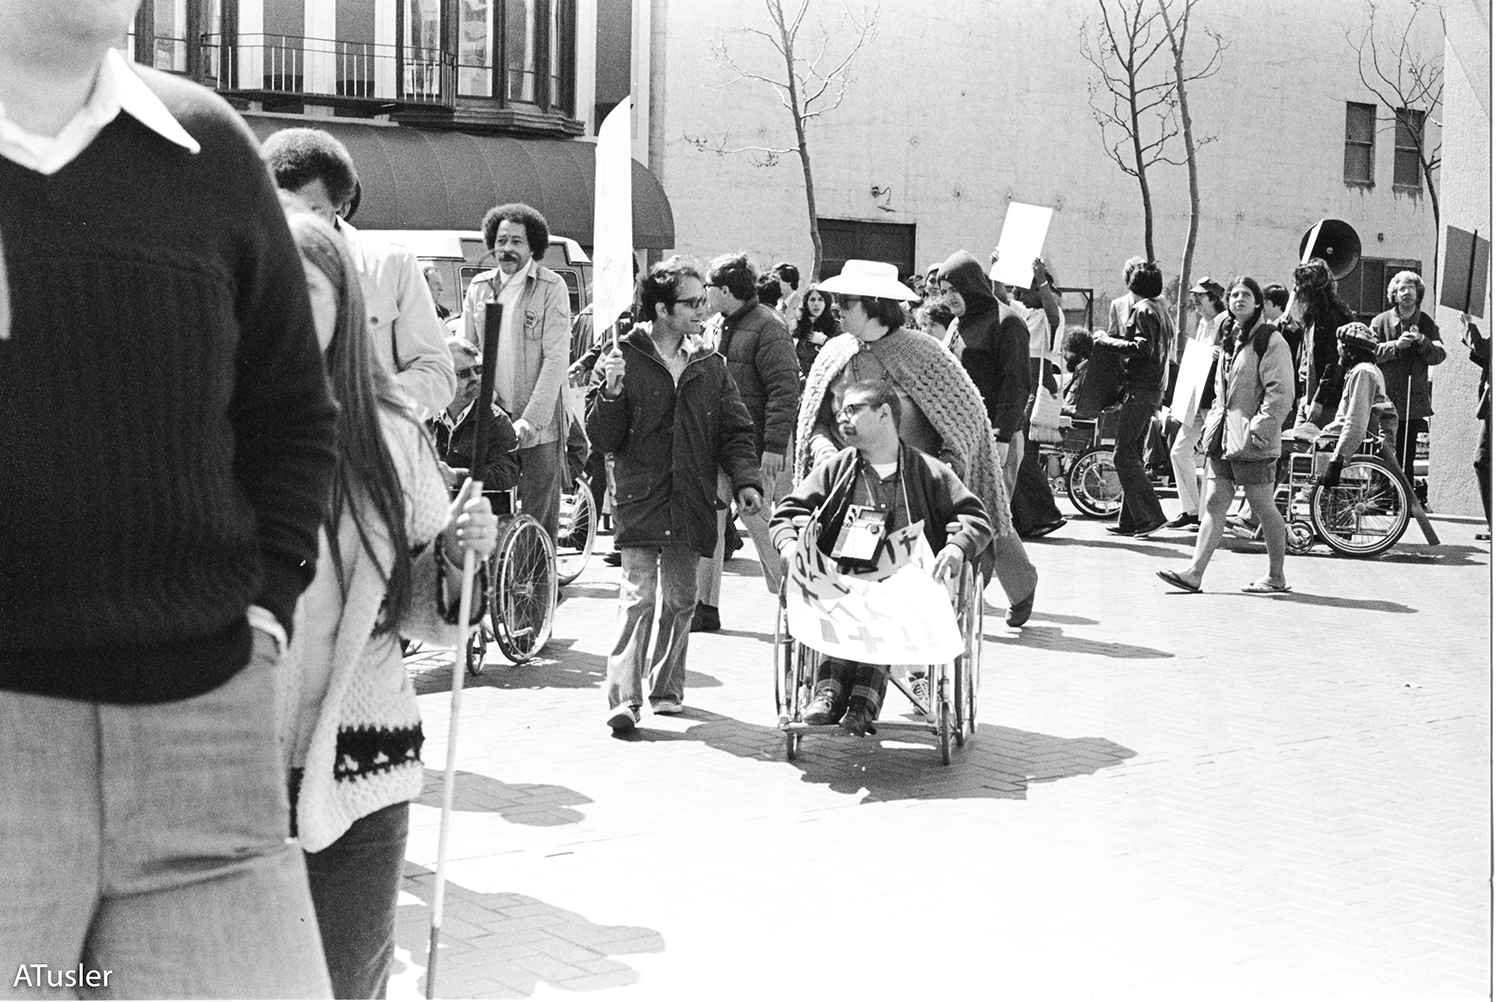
xmin=790 ymin=259 xmax=1039 ymax=626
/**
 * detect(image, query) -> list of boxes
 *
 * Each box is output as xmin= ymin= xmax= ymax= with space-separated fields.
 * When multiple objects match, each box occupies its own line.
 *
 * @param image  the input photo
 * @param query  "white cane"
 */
xmin=427 ymin=261 xmax=518 ymax=999
xmin=426 ymin=532 xmax=481 ymax=1000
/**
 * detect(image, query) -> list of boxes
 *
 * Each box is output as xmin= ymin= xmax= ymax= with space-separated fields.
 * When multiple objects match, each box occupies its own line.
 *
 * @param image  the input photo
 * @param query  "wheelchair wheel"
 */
xmin=490 ymin=515 xmax=558 ymax=663
xmin=937 ymin=671 xmax=953 ymax=766
xmin=951 ymin=563 xmax=980 ymax=745
xmin=1309 ymin=456 xmax=1410 ymax=557
xmin=464 ymin=624 xmax=488 ymax=677
xmin=555 ymin=476 xmax=597 ymax=586
xmin=1286 ymin=519 xmax=1316 ymax=555
xmin=1066 ymin=447 xmax=1123 ymax=518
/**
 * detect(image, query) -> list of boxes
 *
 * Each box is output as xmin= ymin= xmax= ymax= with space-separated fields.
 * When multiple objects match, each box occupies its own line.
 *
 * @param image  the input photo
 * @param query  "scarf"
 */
xmin=794 ymin=327 xmax=1014 ymax=549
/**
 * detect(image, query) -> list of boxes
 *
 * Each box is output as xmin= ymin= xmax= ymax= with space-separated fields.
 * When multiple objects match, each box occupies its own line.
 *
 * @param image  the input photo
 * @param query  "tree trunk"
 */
xmin=1424 ymin=163 xmax=1441 ymax=280
xmin=1127 ymin=67 xmax=1156 ymax=260
xmin=767 ymin=0 xmax=823 ymax=280
xmin=1159 ymin=0 xmax=1198 ymax=340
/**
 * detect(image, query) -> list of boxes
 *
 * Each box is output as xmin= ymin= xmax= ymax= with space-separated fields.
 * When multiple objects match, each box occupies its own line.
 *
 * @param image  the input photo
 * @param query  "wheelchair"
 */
xmin=555 ymin=474 xmax=597 ymax=586
xmin=1278 ymin=433 xmax=1412 ymax=558
xmin=464 ymin=485 xmax=558 ymax=674
xmin=1039 ymin=406 xmax=1122 ymax=519
xmin=773 ymin=556 xmax=984 ymax=766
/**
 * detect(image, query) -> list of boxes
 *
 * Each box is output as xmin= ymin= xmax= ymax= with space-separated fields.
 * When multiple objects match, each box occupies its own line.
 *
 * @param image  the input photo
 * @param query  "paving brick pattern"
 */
xmin=394 ymin=514 xmax=1490 ymax=1000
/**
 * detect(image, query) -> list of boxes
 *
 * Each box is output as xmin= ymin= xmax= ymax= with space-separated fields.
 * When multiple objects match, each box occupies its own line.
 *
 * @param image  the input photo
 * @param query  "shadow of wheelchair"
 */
xmin=624 ymin=709 xmax=1136 ymax=805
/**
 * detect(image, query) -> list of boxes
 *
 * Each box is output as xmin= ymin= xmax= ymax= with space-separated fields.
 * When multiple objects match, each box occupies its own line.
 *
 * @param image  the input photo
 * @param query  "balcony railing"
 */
xmin=202 ymin=34 xmax=455 ymax=107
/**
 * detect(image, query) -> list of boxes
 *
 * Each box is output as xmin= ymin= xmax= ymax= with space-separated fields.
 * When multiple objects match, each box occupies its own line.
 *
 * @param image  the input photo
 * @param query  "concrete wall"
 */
xmin=658 ymin=0 xmax=1439 ymax=288
xmin=1428 ymin=0 xmax=1490 ymax=517
xmin=651 ymin=0 xmax=1479 ymax=501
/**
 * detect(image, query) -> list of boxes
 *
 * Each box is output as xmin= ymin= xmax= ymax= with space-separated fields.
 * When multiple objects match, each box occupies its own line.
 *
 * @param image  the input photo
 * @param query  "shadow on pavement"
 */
xmin=558 ymin=584 xmax=619 ymax=600
xmin=417 ymin=769 xmax=592 ymax=826
xmin=1019 ymin=610 xmax=1101 ymax=626
xmin=464 ymin=656 xmax=605 ymax=691
xmin=1364 ymin=543 xmax=1490 ymax=567
xmin=986 ymin=625 xmax=1174 ymax=659
xmin=623 ymin=710 xmax=1136 ymax=804
xmin=395 ymin=864 xmax=664 ymax=998
xmin=1033 ymin=535 xmax=1191 ymax=559
xmin=1241 ymin=591 xmax=1417 ymax=613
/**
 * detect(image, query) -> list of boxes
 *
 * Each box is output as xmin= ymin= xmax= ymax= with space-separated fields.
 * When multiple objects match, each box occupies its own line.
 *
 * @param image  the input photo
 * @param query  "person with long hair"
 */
xmin=1165 ymin=277 xmax=1229 ymax=530
xmin=1291 ymin=258 xmax=1357 ymax=425
xmin=792 ymin=285 xmax=839 ymax=377
xmin=795 ymin=259 xmax=1039 ymax=629
xmin=1158 ymin=277 xmax=1296 ymax=595
xmin=277 ymin=206 xmax=498 ymax=998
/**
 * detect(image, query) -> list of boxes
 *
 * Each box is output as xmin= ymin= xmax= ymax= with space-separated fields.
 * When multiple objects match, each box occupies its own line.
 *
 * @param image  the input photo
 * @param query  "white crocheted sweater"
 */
xmin=278 ymin=408 xmax=469 ymax=853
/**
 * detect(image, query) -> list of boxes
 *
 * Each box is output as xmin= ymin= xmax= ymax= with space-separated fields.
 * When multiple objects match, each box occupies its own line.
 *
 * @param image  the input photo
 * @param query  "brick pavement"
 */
xmin=395 ymin=512 xmax=1490 ymax=1000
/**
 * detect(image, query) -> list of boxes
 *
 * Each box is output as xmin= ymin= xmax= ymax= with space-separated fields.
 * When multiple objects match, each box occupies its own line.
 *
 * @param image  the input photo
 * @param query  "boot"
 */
xmin=839 ymin=663 xmax=884 ymax=735
xmin=803 ymin=660 xmax=849 ymax=724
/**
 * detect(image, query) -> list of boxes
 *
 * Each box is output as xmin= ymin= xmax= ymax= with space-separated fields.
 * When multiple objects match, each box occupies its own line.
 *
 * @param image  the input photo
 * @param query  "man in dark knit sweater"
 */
xmin=0 ymin=2 xmax=338 ymax=995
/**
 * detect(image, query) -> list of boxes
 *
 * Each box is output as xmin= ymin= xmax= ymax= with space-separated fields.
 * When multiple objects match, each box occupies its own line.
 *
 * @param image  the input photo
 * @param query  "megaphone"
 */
xmin=1298 ymin=219 xmax=1361 ymax=280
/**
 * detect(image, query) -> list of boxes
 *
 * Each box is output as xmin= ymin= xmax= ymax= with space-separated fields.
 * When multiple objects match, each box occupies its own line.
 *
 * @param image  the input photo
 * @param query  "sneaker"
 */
xmin=1164 ymin=512 xmax=1200 ymax=530
xmin=690 ymin=602 xmax=720 ymax=633
xmin=651 ymin=699 xmax=684 ymax=715
xmin=802 ymin=688 xmax=840 ymax=725
xmin=603 ymin=549 xmax=622 ymax=567
xmin=1023 ymin=518 xmax=1068 ymax=538
xmin=606 ymin=704 xmax=639 ymax=732
xmin=1132 ymin=518 xmax=1168 ymax=538
xmin=1104 ymin=524 xmax=1136 ymax=536
xmin=909 ymin=674 xmax=930 ymax=710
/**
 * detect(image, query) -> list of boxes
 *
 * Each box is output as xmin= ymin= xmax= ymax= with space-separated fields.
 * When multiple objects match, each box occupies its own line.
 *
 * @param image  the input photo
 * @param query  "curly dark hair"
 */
xmin=481 ymin=203 xmax=550 ymax=258
xmin=262 ymin=128 xmax=359 ymax=206
xmin=795 ymin=287 xmax=841 ymax=340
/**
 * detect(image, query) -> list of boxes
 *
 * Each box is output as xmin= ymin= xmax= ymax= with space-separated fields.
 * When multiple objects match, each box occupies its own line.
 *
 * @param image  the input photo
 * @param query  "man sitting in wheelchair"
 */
xmin=770 ymin=380 xmax=992 ymax=735
xmin=1307 ymin=322 xmax=1400 ymax=486
xmin=429 ymin=336 xmax=523 ymax=497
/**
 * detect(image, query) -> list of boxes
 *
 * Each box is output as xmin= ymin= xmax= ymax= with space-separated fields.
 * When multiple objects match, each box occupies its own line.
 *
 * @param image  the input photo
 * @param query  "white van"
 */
xmin=361 ymin=229 xmax=592 ymax=321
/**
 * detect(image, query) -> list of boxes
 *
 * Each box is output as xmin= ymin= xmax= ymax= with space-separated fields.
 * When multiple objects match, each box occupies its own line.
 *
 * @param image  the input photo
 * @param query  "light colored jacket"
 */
xmin=1203 ymin=323 xmax=1295 ymax=463
xmin=339 ymin=221 xmax=456 ymax=419
xmin=462 ymin=261 xmax=572 ymax=444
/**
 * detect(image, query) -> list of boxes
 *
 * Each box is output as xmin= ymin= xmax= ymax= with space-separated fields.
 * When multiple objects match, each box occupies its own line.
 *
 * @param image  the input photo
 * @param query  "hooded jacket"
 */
xmin=939 ymin=250 xmax=1032 ymax=440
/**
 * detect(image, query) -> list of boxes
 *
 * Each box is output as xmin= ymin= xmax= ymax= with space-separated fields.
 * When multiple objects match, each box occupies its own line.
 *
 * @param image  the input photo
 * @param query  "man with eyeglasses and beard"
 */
xmin=588 ymin=258 xmax=763 ymax=732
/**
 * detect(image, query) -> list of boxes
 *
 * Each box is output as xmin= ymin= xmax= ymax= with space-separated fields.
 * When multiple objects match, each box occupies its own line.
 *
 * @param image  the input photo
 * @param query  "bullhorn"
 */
xmin=1298 ymin=219 xmax=1362 ymax=280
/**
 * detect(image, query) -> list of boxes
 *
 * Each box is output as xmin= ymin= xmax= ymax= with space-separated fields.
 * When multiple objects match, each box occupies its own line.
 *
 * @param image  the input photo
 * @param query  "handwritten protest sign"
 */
xmin=784 ymin=520 xmax=963 ymax=665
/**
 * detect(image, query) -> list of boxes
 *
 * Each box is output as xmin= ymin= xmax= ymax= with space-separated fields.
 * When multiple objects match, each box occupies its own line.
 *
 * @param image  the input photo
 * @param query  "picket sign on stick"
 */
xmin=594 ymin=97 xmax=634 ymax=354
xmin=426 ymin=267 xmax=515 ymax=1000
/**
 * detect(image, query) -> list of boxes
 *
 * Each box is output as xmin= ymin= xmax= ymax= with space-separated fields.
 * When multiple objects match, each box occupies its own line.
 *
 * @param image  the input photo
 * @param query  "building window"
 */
xmin=1394 ymin=108 xmax=1424 ymax=188
xmin=503 ymin=0 xmax=537 ymax=103
xmin=816 ymin=219 xmax=917 ymax=282
xmin=1344 ymin=102 xmax=1375 ymax=185
xmin=458 ymin=0 xmax=495 ymax=97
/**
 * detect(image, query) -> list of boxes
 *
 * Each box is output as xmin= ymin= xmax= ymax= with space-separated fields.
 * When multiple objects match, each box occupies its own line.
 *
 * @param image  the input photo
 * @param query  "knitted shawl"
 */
xmin=278 ymin=408 xmax=462 ymax=853
xmin=794 ymin=328 xmax=1014 ymax=547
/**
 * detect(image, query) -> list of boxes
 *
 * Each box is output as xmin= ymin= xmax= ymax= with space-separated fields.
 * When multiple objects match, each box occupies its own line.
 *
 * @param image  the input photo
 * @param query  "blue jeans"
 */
xmin=0 ymin=640 xmax=332 ymax=1000
xmin=1113 ymin=387 xmax=1166 ymax=532
xmin=607 ymin=544 xmax=699 ymax=710
xmin=517 ymin=438 xmax=563 ymax=542
xmin=304 ymin=801 xmax=409 ymax=999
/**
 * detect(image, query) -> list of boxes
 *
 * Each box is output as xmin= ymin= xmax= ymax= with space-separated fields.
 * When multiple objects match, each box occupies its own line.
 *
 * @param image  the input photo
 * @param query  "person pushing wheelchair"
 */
xmin=770 ymin=380 xmax=992 ymax=735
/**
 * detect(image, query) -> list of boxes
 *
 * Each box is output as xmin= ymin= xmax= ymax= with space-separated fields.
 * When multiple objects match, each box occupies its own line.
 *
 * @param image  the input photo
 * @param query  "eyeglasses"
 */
xmin=836 ymin=401 xmax=875 ymax=421
xmin=675 ymin=295 xmax=708 ymax=309
xmin=455 ymin=365 xmax=482 ymax=380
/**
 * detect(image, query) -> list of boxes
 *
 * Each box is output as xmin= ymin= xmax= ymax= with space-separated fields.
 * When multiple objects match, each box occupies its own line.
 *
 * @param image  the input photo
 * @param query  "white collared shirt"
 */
xmin=0 ymin=48 xmax=199 ymax=174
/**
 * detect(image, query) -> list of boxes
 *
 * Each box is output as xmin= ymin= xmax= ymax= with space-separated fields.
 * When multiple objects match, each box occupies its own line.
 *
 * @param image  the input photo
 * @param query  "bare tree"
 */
xmin=1079 ymin=0 xmax=1182 ymax=261
xmin=1347 ymin=0 xmax=1444 ymax=275
xmin=686 ymin=0 xmax=878 ymax=280
xmin=1156 ymin=0 xmax=1225 ymax=342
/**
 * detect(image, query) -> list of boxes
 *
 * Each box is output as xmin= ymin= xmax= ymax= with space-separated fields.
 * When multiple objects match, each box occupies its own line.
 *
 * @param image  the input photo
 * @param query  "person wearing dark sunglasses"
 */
xmin=428 ymin=336 xmax=521 ymax=493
